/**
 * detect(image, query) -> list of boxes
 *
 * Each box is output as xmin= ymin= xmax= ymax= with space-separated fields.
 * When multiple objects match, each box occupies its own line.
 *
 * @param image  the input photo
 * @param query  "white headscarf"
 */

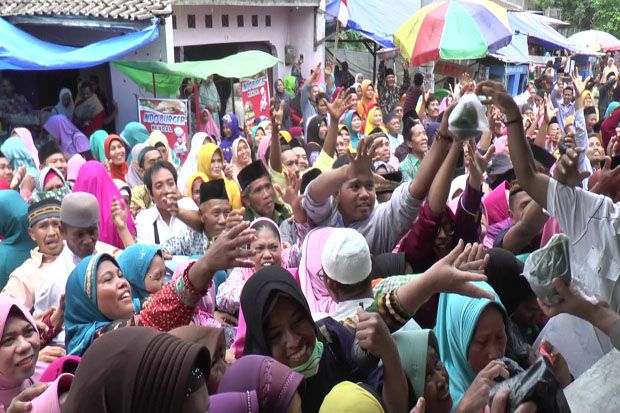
xmin=177 ymin=132 xmax=208 ymax=195
xmin=53 ymin=88 xmax=74 ymax=119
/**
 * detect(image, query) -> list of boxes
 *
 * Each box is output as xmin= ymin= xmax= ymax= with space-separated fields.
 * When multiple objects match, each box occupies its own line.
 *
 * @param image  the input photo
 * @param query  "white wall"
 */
xmin=110 ymin=16 xmax=175 ymax=131
xmin=172 ymin=4 xmax=324 ymax=81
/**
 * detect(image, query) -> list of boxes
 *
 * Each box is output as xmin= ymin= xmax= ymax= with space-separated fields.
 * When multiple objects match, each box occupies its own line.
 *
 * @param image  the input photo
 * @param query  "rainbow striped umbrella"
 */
xmin=394 ymin=0 xmax=512 ymax=66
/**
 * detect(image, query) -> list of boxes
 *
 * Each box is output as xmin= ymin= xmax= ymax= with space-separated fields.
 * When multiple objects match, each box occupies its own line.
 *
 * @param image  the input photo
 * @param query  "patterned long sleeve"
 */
xmin=215 ymin=267 xmax=247 ymax=315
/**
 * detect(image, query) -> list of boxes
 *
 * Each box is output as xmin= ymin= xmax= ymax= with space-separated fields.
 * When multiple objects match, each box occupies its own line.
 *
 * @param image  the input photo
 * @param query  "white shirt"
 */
xmin=547 ymin=179 xmax=620 ymax=310
xmin=135 ymin=198 xmax=195 ymax=246
xmin=330 ymin=298 xmax=375 ymax=322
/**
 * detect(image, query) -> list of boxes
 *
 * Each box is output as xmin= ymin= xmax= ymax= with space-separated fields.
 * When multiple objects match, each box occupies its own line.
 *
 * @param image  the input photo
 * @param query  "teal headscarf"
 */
xmin=433 ymin=282 xmax=506 ymax=410
xmin=0 ymin=136 xmax=38 ymax=178
xmin=605 ymin=101 xmax=620 ymax=119
xmin=120 ymin=122 xmax=150 ymax=163
xmin=65 ymin=253 xmax=119 ymax=356
xmin=117 ymin=244 xmax=162 ymax=311
xmin=344 ymin=110 xmax=363 ymax=150
xmin=89 ymin=130 xmax=108 ymax=162
xmin=0 ymin=190 xmax=36 ymax=289
xmin=393 ymin=329 xmax=439 ymax=400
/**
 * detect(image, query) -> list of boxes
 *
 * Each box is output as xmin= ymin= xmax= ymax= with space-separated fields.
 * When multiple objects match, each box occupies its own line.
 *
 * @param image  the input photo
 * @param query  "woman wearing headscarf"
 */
xmin=32 ymin=167 xmax=71 ymax=202
xmin=220 ymin=113 xmax=242 ymax=163
xmin=357 ymin=79 xmax=378 ymax=125
xmin=177 ymin=132 xmax=210 ymax=196
xmin=89 ymin=130 xmax=108 ymax=162
xmin=0 ymin=136 xmax=38 ymax=179
xmin=210 ymin=391 xmax=259 ymax=413
xmin=119 ymin=122 xmax=150 ymax=154
xmin=393 ymin=329 xmax=452 ymax=413
xmin=66 ymin=153 xmax=86 ymax=184
xmin=581 ymin=90 xmax=599 ymax=121
xmin=116 ymin=244 xmax=165 ymax=313
xmin=63 ymin=222 xmax=254 ymax=356
xmin=51 ymin=88 xmax=74 ymax=120
xmin=147 ymin=130 xmax=180 ymax=167
xmin=104 ymin=134 xmax=129 ymax=181
xmin=297 ymin=227 xmax=337 ymax=315
xmin=0 ymin=297 xmax=42 ymax=409
xmin=0 ymin=190 xmax=36 ymax=287
xmin=186 ymin=171 xmax=209 ymax=206
xmin=283 ymin=75 xmax=297 ymax=98
xmin=229 ymin=137 xmax=252 ymax=184
xmin=42 ymin=115 xmax=90 ymax=157
xmin=72 ymin=161 xmax=136 ymax=250
xmin=344 ymin=110 xmax=365 ymax=150
xmin=124 ymin=143 xmax=146 ymax=188
xmin=319 ymin=381 xmax=386 ymax=413
xmin=197 ymin=143 xmax=242 ymax=209
xmin=433 ymin=281 xmax=572 ymax=410
xmin=218 ymin=355 xmax=304 ymax=413
xmin=11 ymin=128 xmax=39 ymax=169
xmin=62 ymin=326 xmax=211 ymax=413
xmin=364 ymin=106 xmax=387 ymax=136
xmin=306 ymin=115 xmax=328 ymax=147
xmin=240 ymin=266 xmax=407 ymax=413
xmin=200 ymin=109 xmax=221 ymax=139
xmin=170 ymin=325 xmax=228 ymax=394
xmin=274 ymin=79 xmax=292 ymax=130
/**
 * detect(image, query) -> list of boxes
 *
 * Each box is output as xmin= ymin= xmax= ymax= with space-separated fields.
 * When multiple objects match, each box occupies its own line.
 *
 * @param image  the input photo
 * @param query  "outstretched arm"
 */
xmin=477 ymin=81 xmax=550 ymax=208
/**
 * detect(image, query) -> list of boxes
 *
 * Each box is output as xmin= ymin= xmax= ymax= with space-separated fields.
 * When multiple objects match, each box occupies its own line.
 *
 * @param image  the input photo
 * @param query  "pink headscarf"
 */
xmin=297 ymin=227 xmax=337 ymax=315
xmin=482 ymin=180 xmax=510 ymax=227
xmin=257 ymin=134 xmax=271 ymax=165
xmin=232 ymin=218 xmax=297 ymax=359
xmin=66 ymin=154 xmax=86 ymax=182
xmin=0 ymin=297 xmax=38 ymax=409
xmin=11 ymin=128 xmax=39 ymax=168
xmin=72 ymin=161 xmax=136 ymax=249
xmin=200 ymin=109 xmax=220 ymax=139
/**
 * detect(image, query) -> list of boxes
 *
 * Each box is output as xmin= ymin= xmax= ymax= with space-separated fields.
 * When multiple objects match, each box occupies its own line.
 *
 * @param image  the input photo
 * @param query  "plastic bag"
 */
xmin=448 ymin=94 xmax=489 ymax=140
xmin=488 ymin=357 xmax=571 ymax=413
xmin=523 ymin=234 xmax=571 ymax=305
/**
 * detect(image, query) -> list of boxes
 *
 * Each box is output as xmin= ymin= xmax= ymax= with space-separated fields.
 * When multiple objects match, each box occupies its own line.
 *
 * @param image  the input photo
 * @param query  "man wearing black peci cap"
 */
xmin=161 ymin=179 xmax=232 ymax=256
xmin=38 ymin=140 xmax=67 ymax=179
xmin=378 ymin=60 xmax=410 ymax=116
xmin=237 ymin=160 xmax=290 ymax=225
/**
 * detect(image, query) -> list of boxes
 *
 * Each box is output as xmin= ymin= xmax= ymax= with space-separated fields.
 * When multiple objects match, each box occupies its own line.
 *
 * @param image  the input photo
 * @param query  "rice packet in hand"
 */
xmin=523 ymin=234 xmax=571 ymax=305
xmin=448 ymin=94 xmax=489 ymax=141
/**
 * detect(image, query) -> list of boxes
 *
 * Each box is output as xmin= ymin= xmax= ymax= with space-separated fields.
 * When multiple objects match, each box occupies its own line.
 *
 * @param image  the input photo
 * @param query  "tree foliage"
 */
xmin=533 ymin=0 xmax=620 ymax=38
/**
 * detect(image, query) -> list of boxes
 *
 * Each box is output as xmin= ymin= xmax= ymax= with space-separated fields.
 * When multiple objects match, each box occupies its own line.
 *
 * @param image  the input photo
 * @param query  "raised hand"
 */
xmin=9 ymin=165 xmax=26 ymax=190
xmin=570 ymin=68 xmax=591 ymax=99
xmin=111 ymin=197 xmax=128 ymax=229
xmin=427 ymin=240 xmax=493 ymax=300
xmin=270 ymin=98 xmax=285 ymax=128
xmin=552 ymin=148 xmax=590 ymax=187
xmin=476 ymin=81 xmax=520 ymax=118
xmin=346 ymin=138 xmax=379 ymax=180
xmin=467 ymin=139 xmax=495 ymax=188
xmin=591 ymin=156 xmax=620 ymax=201
xmin=50 ymin=294 xmax=65 ymax=332
xmin=224 ymin=163 xmax=234 ymax=180
xmin=275 ymin=170 xmax=302 ymax=208
xmin=310 ymin=62 xmax=322 ymax=82
xmin=438 ymin=102 xmax=458 ymax=141
xmin=225 ymin=207 xmax=245 ymax=230
xmin=326 ymin=88 xmax=355 ymax=120
xmin=539 ymin=339 xmax=572 ymax=387
xmin=203 ymin=220 xmax=256 ymax=271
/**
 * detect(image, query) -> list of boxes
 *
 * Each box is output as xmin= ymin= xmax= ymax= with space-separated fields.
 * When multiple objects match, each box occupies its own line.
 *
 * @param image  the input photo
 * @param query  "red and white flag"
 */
xmin=337 ymin=0 xmax=349 ymax=26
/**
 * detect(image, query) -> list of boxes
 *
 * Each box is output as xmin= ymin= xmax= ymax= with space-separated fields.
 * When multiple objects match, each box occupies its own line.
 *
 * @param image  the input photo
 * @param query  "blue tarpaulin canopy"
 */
xmin=325 ymin=0 xmax=420 ymax=48
xmin=0 ymin=17 xmax=159 ymax=71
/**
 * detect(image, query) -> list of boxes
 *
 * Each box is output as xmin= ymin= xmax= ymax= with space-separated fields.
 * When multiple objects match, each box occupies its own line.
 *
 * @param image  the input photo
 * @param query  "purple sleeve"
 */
xmin=455 ymin=182 xmax=483 ymax=244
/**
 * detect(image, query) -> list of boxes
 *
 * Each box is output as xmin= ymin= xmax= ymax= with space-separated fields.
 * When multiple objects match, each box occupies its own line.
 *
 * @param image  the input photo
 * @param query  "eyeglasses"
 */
xmin=437 ymin=223 xmax=456 ymax=237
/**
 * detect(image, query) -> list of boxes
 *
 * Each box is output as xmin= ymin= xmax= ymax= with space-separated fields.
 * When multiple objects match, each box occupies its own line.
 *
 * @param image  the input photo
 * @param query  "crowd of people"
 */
xmin=0 ymin=53 xmax=619 ymax=413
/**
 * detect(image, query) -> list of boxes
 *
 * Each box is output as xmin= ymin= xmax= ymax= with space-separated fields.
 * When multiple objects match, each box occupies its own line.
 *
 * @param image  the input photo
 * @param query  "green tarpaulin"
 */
xmin=113 ymin=50 xmax=280 ymax=97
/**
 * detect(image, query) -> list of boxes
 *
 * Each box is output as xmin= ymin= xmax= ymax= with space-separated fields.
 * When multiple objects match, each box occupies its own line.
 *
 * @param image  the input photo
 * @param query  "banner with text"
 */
xmin=241 ymin=71 xmax=270 ymax=124
xmin=138 ymin=97 xmax=189 ymax=162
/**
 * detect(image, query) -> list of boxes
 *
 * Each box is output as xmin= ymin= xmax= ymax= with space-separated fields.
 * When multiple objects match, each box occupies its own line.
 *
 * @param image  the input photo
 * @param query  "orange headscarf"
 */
xmin=104 ymin=134 xmax=129 ymax=181
xmin=357 ymin=79 xmax=377 ymax=121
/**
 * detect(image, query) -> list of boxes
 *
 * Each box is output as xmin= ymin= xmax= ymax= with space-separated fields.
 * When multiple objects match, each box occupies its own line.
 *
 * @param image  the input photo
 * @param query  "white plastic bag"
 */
xmin=523 ymin=234 xmax=571 ymax=305
xmin=448 ymin=94 xmax=489 ymax=141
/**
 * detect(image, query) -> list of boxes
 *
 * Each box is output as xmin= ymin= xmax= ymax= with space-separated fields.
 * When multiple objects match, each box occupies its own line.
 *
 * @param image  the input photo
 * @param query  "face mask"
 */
xmin=291 ymin=339 xmax=324 ymax=378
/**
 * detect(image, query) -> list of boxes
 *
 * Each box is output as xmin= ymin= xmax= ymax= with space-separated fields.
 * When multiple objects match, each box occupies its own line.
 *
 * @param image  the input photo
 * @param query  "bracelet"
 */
xmin=505 ymin=115 xmax=523 ymax=126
